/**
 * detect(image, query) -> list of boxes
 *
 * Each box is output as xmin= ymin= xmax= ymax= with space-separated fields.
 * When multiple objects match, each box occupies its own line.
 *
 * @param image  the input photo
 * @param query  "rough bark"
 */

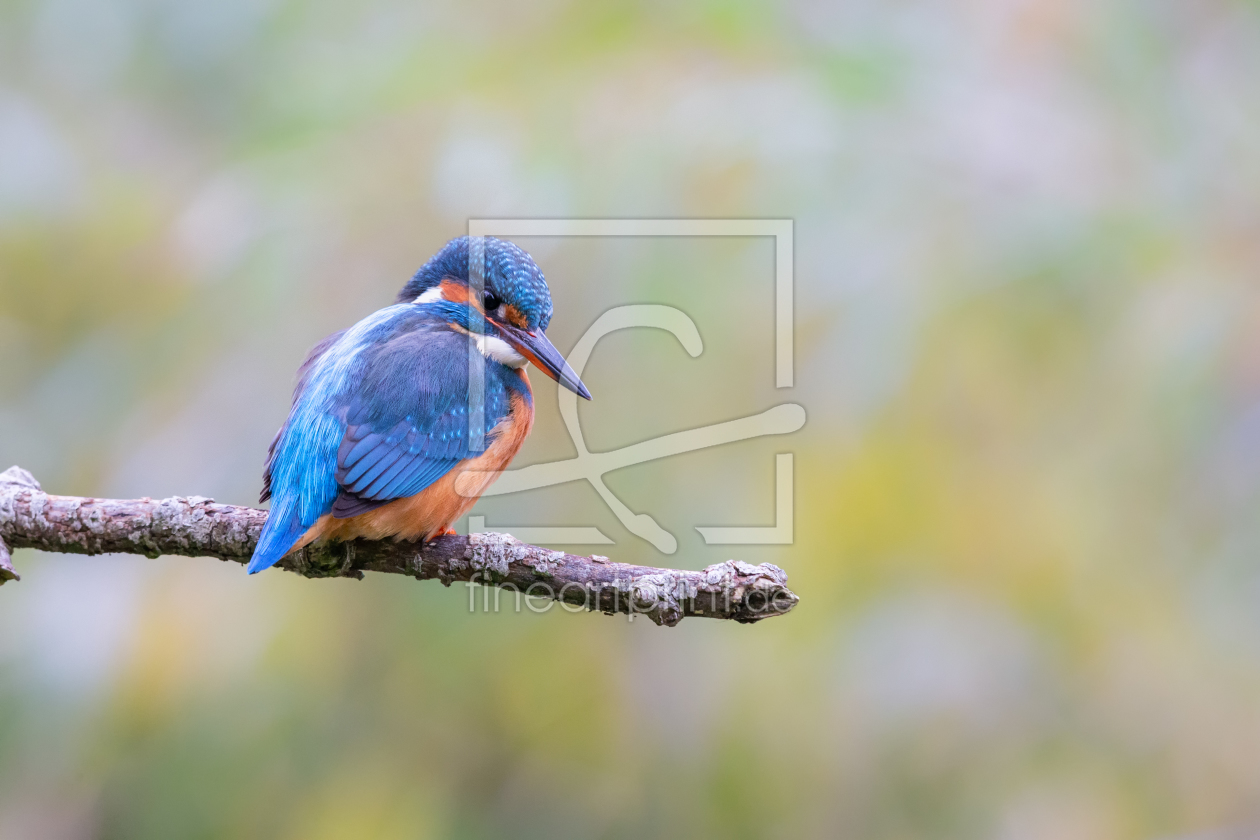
xmin=0 ymin=466 xmax=797 ymax=626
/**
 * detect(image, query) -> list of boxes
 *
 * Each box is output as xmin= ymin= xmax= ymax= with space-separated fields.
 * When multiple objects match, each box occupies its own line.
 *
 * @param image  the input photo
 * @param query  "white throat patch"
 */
xmin=478 ymin=334 xmax=527 ymax=368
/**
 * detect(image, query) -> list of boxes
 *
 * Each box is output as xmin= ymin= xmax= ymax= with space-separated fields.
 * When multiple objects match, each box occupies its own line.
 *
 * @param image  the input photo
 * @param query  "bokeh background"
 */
xmin=3 ymin=0 xmax=1260 ymax=837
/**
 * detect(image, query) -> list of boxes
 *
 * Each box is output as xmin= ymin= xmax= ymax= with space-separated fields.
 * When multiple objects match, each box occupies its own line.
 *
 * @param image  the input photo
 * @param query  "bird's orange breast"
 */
xmin=294 ymin=372 xmax=534 ymax=549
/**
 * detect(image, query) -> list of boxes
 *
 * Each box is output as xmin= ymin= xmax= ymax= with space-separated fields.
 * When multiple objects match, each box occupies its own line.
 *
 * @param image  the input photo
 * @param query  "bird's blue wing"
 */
xmin=329 ymin=328 xmax=514 ymax=517
xmin=248 ymin=313 xmax=519 ymax=575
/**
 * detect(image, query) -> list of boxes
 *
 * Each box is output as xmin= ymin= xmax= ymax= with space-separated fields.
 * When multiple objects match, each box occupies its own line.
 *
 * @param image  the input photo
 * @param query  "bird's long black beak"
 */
xmin=495 ymin=322 xmax=592 ymax=399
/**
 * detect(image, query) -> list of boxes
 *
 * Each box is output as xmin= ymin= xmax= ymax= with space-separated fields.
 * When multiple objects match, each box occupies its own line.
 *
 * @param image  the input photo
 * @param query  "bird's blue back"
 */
xmin=248 ymin=302 xmax=527 ymax=574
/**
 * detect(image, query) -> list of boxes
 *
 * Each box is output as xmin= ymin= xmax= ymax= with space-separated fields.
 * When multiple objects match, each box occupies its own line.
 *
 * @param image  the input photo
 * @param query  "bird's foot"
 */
xmin=419 ymin=527 xmax=457 ymax=546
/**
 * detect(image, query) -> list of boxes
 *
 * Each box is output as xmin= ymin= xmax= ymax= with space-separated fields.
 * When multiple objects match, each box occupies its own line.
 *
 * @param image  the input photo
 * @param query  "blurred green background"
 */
xmin=3 ymin=0 xmax=1260 ymax=837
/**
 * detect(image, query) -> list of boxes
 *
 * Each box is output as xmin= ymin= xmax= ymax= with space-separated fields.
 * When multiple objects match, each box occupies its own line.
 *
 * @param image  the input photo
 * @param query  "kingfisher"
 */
xmin=246 ymin=236 xmax=590 ymax=574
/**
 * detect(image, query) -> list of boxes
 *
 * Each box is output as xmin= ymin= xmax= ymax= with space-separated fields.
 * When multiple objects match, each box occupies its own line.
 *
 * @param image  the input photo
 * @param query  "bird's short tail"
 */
xmin=247 ymin=504 xmax=307 ymax=574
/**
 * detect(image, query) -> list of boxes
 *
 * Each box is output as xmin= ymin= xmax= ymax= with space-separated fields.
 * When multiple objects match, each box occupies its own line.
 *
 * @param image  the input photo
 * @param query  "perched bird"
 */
xmin=247 ymin=236 xmax=590 ymax=574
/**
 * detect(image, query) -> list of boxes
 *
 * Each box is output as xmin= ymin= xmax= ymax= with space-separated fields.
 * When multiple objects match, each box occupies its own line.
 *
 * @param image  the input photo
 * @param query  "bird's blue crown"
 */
xmin=397 ymin=236 xmax=553 ymax=331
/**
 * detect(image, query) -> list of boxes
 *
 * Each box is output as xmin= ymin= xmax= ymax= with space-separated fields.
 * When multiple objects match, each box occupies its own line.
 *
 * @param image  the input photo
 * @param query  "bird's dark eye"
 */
xmin=482 ymin=290 xmax=500 ymax=313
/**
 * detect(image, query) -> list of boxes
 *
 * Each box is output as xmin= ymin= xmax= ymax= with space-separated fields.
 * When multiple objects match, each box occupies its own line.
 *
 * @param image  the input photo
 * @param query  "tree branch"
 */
xmin=0 ymin=466 xmax=797 ymax=626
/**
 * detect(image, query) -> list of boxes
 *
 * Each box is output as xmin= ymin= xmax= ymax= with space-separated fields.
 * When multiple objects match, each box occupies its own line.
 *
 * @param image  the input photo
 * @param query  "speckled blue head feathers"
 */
xmin=397 ymin=236 xmax=553 ymax=331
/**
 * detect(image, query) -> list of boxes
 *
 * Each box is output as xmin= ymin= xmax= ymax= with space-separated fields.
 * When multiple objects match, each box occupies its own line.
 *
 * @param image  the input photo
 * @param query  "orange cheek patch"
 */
xmin=440 ymin=278 xmax=475 ymax=307
xmin=502 ymin=304 xmax=529 ymax=329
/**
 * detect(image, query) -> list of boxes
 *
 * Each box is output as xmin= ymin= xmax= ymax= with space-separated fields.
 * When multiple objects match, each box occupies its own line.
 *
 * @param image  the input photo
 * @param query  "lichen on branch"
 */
xmin=0 ymin=466 xmax=798 ymax=627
